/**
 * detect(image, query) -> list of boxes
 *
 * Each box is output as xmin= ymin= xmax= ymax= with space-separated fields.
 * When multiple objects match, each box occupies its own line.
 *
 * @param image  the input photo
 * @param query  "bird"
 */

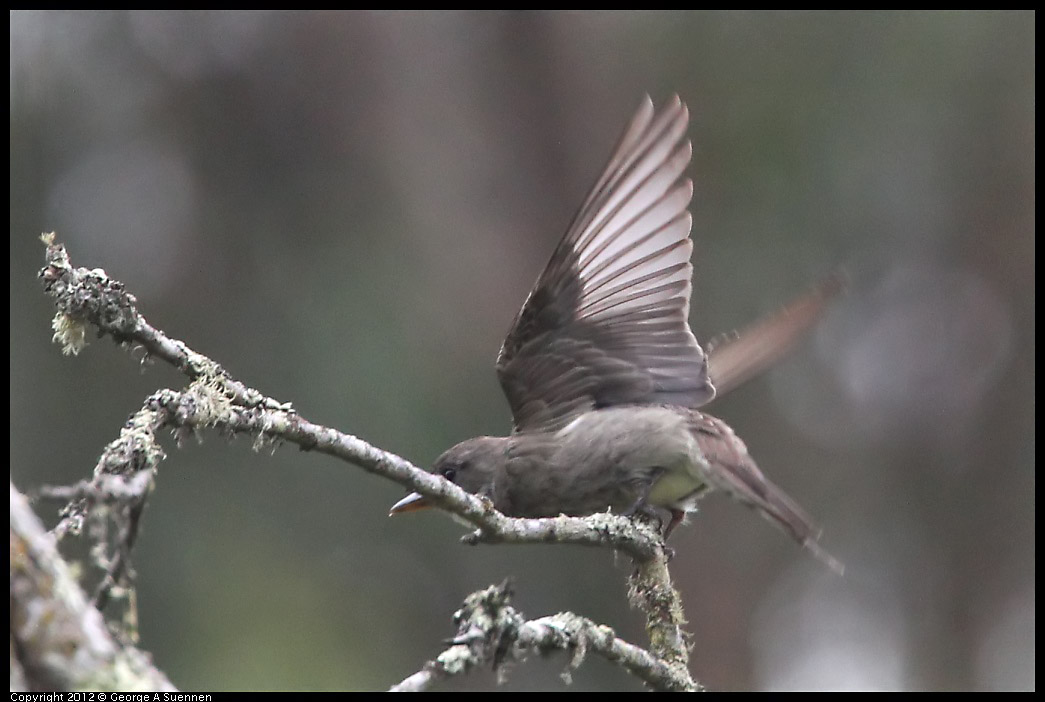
xmin=389 ymin=95 xmax=843 ymax=573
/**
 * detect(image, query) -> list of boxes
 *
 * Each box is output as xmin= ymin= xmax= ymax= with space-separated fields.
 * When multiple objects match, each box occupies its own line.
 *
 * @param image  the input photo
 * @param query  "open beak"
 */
xmin=389 ymin=491 xmax=430 ymax=515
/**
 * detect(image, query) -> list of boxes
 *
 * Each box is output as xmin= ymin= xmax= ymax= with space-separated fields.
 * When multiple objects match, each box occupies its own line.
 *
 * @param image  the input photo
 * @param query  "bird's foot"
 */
xmin=623 ymin=500 xmax=662 ymax=529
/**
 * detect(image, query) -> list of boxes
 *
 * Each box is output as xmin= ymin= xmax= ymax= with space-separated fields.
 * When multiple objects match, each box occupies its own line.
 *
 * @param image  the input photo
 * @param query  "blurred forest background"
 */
xmin=10 ymin=11 xmax=1034 ymax=692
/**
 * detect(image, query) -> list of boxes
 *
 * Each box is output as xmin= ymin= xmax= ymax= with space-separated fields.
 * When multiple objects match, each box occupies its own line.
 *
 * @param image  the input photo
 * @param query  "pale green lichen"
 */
xmin=436 ymin=645 xmax=474 ymax=675
xmin=184 ymin=375 xmax=234 ymax=428
xmin=51 ymin=312 xmax=88 ymax=356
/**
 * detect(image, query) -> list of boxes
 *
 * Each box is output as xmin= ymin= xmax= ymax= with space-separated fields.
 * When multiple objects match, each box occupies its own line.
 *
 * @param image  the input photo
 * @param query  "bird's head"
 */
xmin=388 ymin=436 xmax=508 ymax=515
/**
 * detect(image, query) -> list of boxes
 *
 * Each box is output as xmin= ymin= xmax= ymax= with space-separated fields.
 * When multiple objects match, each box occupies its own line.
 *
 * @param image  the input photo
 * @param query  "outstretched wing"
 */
xmin=706 ymin=271 xmax=847 ymax=398
xmin=496 ymin=96 xmax=715 ymax=432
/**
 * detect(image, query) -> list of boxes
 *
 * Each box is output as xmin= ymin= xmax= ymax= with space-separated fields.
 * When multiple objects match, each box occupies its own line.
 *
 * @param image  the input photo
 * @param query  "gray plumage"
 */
xmin=391 ymin=96 xmax=842 ymax=573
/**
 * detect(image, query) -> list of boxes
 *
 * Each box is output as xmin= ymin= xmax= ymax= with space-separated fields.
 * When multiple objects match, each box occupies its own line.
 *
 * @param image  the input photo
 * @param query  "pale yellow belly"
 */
xmin=647 ymin=466 xmax=706 ymax=507
xmin=553 ymin=406 xmax=711 ymax=511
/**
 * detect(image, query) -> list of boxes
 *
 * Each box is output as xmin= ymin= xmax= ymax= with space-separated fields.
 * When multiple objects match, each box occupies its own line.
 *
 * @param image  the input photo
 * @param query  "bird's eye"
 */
xmin=441 ymin=466 xmax=457 ymax=482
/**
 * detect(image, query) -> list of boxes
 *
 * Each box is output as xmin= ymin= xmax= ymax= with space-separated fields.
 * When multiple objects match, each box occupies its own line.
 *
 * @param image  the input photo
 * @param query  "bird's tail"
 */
xmin=746 ymin=476 xmax=846 ymax=576
xmin=693 ymin=412 xmax=844 ymax=574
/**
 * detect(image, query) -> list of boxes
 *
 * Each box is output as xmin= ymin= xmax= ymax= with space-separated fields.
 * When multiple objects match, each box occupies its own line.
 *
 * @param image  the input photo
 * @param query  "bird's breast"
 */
xmin=550 ymin=406 xmax=710 ymax=511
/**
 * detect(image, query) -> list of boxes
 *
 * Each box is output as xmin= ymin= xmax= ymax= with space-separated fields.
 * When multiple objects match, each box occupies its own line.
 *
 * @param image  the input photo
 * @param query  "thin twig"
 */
xmin=388 ymin=582 xmax=698 ymax=692
xmin=10 ymin=483 xmax=177 ymax=691
xmin=36 ymin=234 xmax=697 ymax=689
xmin=38 ymin=234 xmax=668 ymax=561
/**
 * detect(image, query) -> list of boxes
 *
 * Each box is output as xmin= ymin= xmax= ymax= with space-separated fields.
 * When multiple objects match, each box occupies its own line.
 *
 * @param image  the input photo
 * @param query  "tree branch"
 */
xmin=389 ymin=581 xmax=699 ymax=692
xmin=33 ymin=234 xmax=698 ymax=690
xmin=10 ymin=482 xmax=177 ymax=691
xmin=37 ymin=234 xmax=676 ymax=563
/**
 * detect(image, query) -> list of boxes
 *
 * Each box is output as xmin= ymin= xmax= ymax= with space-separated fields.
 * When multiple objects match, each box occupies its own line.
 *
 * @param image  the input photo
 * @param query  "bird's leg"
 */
xmin=623 ymin=502 xmax=676 ymax=560
xmin=621 ymin=476 xmax=659 ymax=524
xmin=663 ymin=484 xmax=709 ymax=540
xmin=621 ymin=471 xmax=676 ymax=557
xmin=663 ymin=509 xmax=686 ymax=540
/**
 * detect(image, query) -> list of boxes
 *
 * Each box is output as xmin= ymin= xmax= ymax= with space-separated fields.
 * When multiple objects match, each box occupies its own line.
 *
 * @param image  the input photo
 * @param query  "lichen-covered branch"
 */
xmin=39 ymin=232 xmax=285 ymax=412
xmin=629 ymin=555 xmax=690 ymax=670
xmin=389 ymin=582 xmax=699 ymax=692
xmin=31 ymin=397 xmax=165 ymax=633
xmin=35 ymin=234 xmax=696 ymax=689
xmin=37 ymin=234 xmax=671 ymax=564
xmin=10 ymin=482 xmax=177 ymax=692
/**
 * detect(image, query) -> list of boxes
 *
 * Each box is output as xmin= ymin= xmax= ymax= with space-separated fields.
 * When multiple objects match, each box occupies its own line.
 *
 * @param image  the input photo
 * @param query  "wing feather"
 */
xmin=497 ymin=96 xmax=715 ymax=431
